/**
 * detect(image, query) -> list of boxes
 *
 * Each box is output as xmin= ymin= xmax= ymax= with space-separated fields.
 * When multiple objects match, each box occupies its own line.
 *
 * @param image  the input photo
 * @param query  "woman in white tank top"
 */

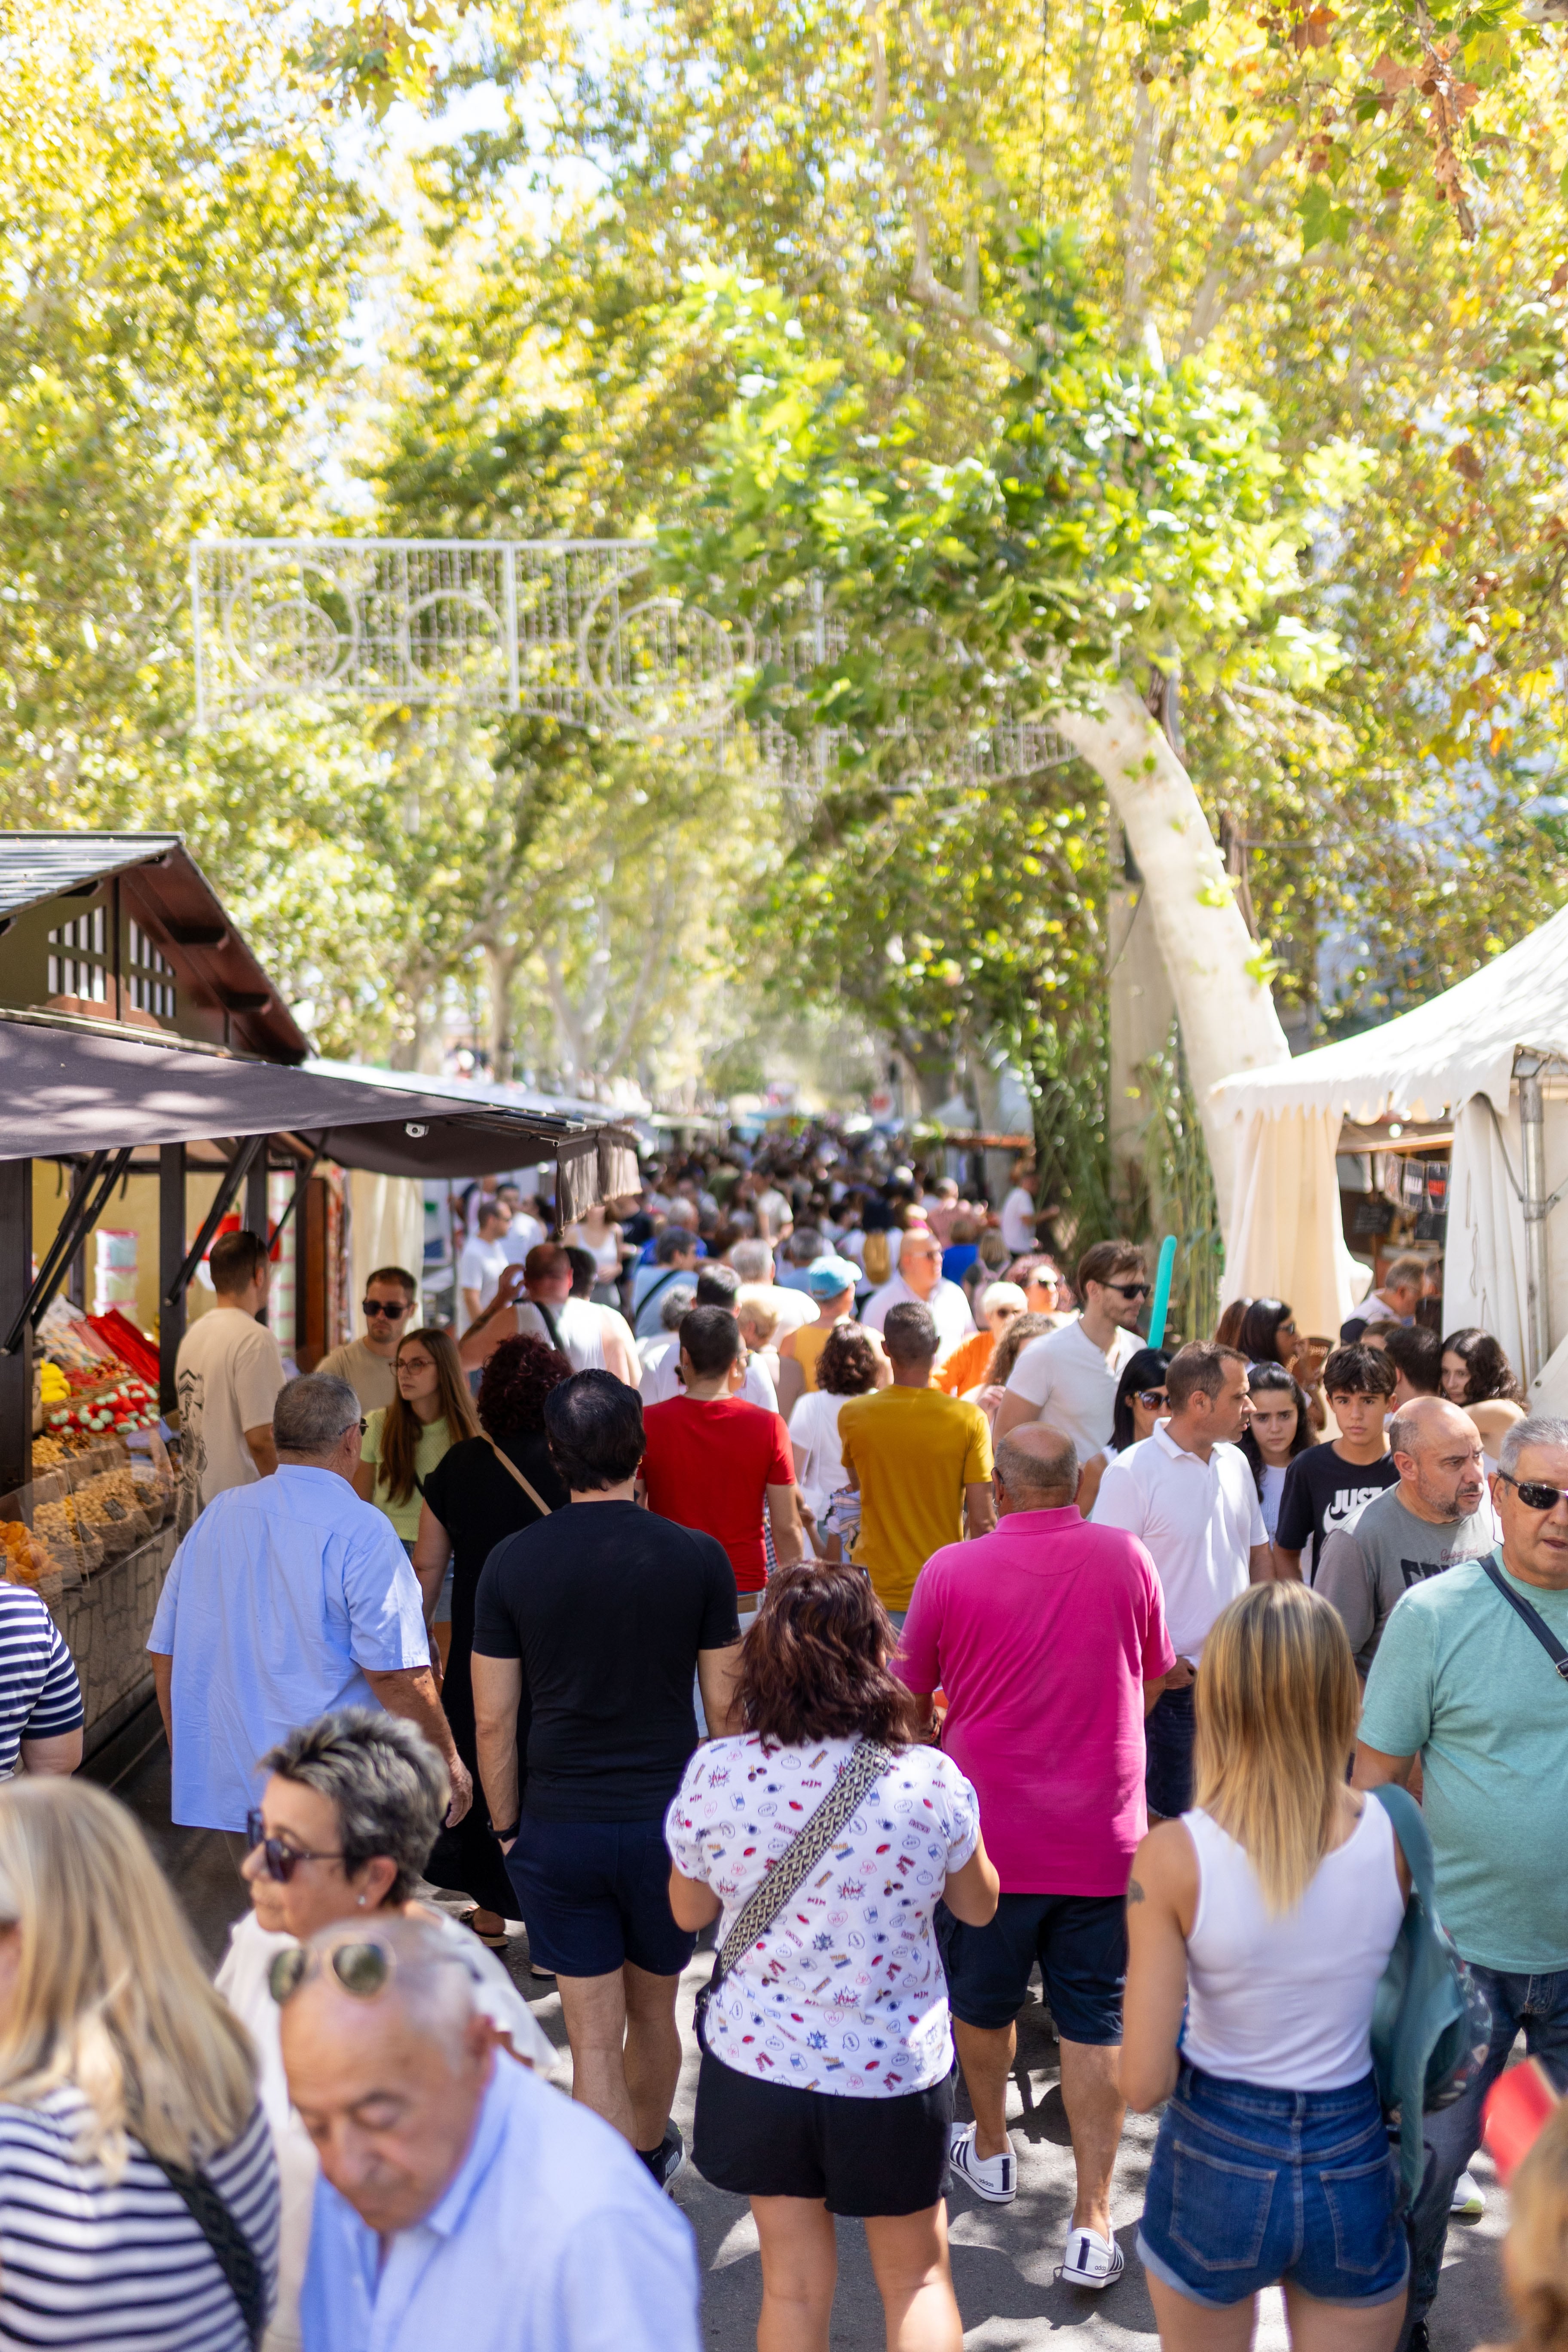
xmin=1122 ymin=1582 xmax=1412 ymax=2351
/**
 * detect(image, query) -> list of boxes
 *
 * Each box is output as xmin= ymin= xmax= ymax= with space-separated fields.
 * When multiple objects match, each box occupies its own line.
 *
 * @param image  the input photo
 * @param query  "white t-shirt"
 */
xmin=564 ymin=1222 xmax=622 ymax=1283
xmin=786 ymin=1386 xmax=855 ymax=1519
xmin=861 ymin=1272 xmax=976 ymax=1352
xmin=512 ymin=1294 xmax=606 ymax=1372
xmin=1003 ymin=1319 xmax=1141 ymax=1453
xmin=1093 ymin=1421 xmax=1268 ymax=1657
xmin=174 ymin=1307 xmax=286 ymax=1534
xmin=758 ymin=1283 xmax=818 ymax=1336
xmin=1259 ymin=1461 xmax=1288 ymax=1540
xmin=999 ymin=1185 xmax=1038 ymax=1256
xmin=665 ymin=1733 xmax=979 ymax=2096
xmin=640 ymin=1346 xmax=778 ymax=1413
xmin=500 ymin=1213 xmax=548 ymax=1265
xmin=457 ymin=1235 xmax=510 ymax=1329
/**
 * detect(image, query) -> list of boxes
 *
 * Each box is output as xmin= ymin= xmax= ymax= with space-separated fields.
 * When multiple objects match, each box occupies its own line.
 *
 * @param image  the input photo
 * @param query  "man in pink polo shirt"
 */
xmin=897 ymin=1423 xmax=1173 ymax=2292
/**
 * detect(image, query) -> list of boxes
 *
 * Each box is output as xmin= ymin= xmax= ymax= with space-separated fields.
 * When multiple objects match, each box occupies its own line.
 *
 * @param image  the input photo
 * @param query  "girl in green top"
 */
xmin=355 ymin=1326 xmax=479 ymax=1548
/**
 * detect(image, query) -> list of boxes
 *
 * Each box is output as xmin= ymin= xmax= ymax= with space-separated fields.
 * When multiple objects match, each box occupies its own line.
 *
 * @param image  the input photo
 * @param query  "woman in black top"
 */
xmin=414 ymin=1333 xmax=572 ymax=1942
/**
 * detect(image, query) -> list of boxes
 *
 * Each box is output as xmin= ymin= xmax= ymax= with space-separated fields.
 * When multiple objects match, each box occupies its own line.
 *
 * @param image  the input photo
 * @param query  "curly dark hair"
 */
xmin=815 ymin=1322 xmax=879 ymax=1396
xmin=477 ymin=1332 xmax=573 ymax=1439
xmin=738 ymin=1562 xmax=921 ymax=1748
xmin=1441 ymin=1325 xmax=1523 ymax=1405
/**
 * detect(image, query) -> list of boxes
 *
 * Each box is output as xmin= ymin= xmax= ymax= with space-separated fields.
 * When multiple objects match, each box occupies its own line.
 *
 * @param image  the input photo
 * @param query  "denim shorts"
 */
xmin=1137 ymin=2063 xmax=1408 ymax=2309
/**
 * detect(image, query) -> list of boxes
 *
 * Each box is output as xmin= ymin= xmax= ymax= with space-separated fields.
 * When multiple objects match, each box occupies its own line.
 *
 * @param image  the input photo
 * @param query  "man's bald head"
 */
xmin=995 ymin=1425 xmax=1078 ymax=1510
xmin=1387 ymin=1393 xmax=1486 ymax=1524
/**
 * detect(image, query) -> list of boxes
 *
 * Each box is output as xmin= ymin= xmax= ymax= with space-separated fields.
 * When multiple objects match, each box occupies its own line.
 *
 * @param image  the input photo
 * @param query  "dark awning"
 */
xmin=0 ymin=1014 xmax=596 ymax=1181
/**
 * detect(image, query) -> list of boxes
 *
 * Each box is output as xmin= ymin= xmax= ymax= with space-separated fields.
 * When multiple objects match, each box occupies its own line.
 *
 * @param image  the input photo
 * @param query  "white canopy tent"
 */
xmin=1213 ymin=904 xmax=1568 ymax=1400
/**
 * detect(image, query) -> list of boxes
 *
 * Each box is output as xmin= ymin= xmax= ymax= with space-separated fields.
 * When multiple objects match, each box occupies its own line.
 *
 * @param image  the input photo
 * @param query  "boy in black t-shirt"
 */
xmin=1273 ymin=1344 xmax=1399 ymax=1583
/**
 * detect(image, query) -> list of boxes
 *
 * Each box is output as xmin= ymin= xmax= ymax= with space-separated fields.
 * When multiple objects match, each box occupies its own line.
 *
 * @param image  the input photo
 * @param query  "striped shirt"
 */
xmin=0 ymin=2092 xmax=279 ymax=2348
xmin=0 ymin=1585 xmax=83 ymax=1778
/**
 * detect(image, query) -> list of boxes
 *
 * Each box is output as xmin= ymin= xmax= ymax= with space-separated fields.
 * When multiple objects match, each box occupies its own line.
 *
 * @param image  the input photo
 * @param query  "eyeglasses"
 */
xmin=397 ymin=1355 xmax=433 ymax=1375
xmin=1107 ymin=1282 xmax=1152 ymax=1300
xmin=1498 ymin=1470 xmax=1568 ymax=1513
xmin=362 ymin=1299 xmax=411 ymax=1318
xmin=268 ymin=1937 xmax=394 ymax=2007
xmin=245 ymin=1810 xmax=345 ymax=1883
xmin=1137 ymin=1388 xmax=1168 ymax=1409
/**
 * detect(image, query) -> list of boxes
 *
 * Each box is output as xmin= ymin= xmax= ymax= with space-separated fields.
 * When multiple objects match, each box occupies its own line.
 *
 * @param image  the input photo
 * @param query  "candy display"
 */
xmin=33 ymin=1298 xmax=161 ymax=1442
xmin=43 ymin=1374 xmax=159 ymax=1442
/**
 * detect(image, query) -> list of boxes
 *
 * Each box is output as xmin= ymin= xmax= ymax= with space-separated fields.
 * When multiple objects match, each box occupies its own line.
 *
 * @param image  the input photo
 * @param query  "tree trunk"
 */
xmin=1052 ymin=679 xmax=1289 ymax=1224
xmin=484 ymin=939 xmax=520 ymax=1083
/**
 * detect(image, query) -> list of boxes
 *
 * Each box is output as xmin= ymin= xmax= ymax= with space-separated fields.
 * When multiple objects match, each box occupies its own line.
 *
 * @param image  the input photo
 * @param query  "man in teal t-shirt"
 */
xmin=1356 ymin=1414 xmax=1568 ymax=2351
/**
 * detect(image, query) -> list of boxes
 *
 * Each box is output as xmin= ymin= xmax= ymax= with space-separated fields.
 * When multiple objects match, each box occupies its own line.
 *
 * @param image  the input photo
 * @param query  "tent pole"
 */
xmin=1518 ymin=1054 xmax=1552 ymax=1385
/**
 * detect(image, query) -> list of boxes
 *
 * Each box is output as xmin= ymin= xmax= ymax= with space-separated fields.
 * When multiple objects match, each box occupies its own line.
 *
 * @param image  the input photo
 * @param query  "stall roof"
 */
xmin=1213 ymin=903 xmax=1568 ymax=1125
xmin=0 ymin=1014 xmax=592 ymax=1177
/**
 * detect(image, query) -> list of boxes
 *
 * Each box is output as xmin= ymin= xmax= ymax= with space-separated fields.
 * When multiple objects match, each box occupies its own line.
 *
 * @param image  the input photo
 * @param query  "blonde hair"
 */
xmin=735 ymin=1286 xmax=781 ymax=1344
xmin=0 ymin=1780 xmax=257 ymax=2176
xmin=1505 ymin=2102 xmax=1568 ymax=2350
xmin=1193 ymin=1583 xmax=1360 ymax=1916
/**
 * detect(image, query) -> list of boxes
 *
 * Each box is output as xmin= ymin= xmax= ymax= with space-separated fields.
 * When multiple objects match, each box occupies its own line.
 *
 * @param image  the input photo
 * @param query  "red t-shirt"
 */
xmin=641 ymin=1396 xmax=794 ymax=1591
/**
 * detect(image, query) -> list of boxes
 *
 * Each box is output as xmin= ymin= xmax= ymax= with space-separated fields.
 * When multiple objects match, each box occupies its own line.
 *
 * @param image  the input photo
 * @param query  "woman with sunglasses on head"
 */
xmin=1077 ymin=1346 xmax=1172 ymax=1519
xmin=411 ymin=1334 xmax=573 ymax=1950
xmin=0 ymin=1778 xmax=281 ymax=2352
xmin=1240 ymin=1363 xmax=1314 ymax=1545
xmin=1123 ymin=1583 xmax=1412 ymax=2351
xmin=353 ymin=1326 xmax=479 ymax=1560
xmin=666 ymin=1562 xmax=998 ymax=2352
xmin=216 ymin=1709 xmax=553 ymax=2352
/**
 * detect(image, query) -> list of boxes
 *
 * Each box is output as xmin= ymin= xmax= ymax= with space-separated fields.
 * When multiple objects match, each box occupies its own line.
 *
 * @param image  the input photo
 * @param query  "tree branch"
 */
xmin=1179 ymin=123 xmax=1294 ymax=358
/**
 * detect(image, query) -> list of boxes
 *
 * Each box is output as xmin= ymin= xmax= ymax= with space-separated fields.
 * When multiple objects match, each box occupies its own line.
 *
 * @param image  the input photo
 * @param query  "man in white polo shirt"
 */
xmin=993 ymin=1240 xmax=1148 ymax=1455
xmin=1092 ymin=1341 xmax=1272 ymax=1818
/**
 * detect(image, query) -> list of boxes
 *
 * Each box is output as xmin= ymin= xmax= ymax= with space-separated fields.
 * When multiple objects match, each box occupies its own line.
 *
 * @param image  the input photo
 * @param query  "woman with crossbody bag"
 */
xmin=666 ymin=1562 xmax=999 ymax=2352
xmin=413 ymin=1334 xmax=572 ymax=1948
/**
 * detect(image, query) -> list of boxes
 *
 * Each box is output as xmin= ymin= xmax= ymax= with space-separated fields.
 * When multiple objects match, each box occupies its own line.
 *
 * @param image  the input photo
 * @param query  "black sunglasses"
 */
xmin=362 ymin=1299 xmax=411 ymax=1318
xmin=245 ymin=1810 xmax=344 ymax=1883
xmin=1498 ymin=1470 xmax=1568 ymax=1513
xmin=1107 ymin=1282 xmax=1152 ymax=1300
xmin=269 ymin=1938 xmax=393 ymax=2006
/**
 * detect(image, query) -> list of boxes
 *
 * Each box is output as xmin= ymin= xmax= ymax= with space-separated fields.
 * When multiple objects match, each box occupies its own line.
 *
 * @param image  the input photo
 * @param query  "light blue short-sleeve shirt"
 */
xmin=148 ymin=1466 xmax=429 ymax=1832
xmin=301 ymin=2050 xmax=699 ymax=2352
xmin=1359 ymin=1550 xmax=1568 ymax=1973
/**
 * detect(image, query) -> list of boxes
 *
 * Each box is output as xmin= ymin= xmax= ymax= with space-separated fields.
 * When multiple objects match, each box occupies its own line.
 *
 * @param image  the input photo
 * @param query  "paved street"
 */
xmin=121 ymin=1721 xmax=1509 ymax=2352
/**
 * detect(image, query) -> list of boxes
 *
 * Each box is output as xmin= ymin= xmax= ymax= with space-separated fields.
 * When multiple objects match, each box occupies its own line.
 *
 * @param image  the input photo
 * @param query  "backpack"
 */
xmin=1369 ymin=1783 xmax=1493 ymax=2204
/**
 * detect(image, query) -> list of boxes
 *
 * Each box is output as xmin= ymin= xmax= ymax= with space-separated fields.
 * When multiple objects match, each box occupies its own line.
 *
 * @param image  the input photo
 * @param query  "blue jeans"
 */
xmin=1403 ymin=1964 xmax=1568 ymax=2334
xmin=1138 ymin=2063 xmax=1407 ymax=2309
xmin=1146 ymin=1684 xmax=1196 ymax=1819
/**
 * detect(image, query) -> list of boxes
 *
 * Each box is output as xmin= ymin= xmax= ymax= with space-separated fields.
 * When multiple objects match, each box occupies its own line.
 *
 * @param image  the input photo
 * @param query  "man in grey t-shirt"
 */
xmin=1315 ymin=1395 xmax=1496 ymax=1672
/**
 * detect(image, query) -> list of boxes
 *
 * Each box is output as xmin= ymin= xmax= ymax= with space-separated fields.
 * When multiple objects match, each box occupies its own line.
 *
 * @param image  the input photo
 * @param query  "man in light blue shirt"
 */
xmin=1356 ymin=1411 xmax=1568 ymax=2349
xmin=284 ymin=1914 xmax=700 ymax=2352
xmin=149 ymin=1374 xmax=469 ymax=1833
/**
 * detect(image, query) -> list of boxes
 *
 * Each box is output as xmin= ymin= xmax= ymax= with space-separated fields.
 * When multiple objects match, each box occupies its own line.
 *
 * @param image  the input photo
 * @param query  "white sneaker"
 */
xmin=1056 ymin=2225 xmax=1125 ymax=2290
xmin=1452 ymin=2169 xmax=1486 ymax=2217
xmin=948 ymin=2121 xmax=1016 ymax=2203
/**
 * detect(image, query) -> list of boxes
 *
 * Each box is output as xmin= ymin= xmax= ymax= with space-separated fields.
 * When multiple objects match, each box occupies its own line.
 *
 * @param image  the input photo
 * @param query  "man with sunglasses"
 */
xmin=282 ymin=1915 xmax=700 ymax=2352
xmin=994 ymin=1241 xmax=1150 ymax=1457
xmin=1357 ymin=1413 xmax=1568 ymax=2352
xmin=316 ymin=1266 xmax=419 ymax=1416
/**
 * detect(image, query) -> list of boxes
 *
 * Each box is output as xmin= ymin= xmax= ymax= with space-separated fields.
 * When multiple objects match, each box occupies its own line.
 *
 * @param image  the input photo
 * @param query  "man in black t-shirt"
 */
xmin=1274 ymin=1344 xmax=1400 ymax=1582
xmin=471 ymin=1369 xmax=742 ymax=2190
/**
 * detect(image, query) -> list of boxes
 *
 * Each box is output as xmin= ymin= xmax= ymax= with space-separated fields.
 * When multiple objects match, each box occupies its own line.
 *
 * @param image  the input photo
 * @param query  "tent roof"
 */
xmin=0 ymin=1015 xmax=593 ymax=1177
xmin=1214 ymin=903 xmax=1568 ymax=1124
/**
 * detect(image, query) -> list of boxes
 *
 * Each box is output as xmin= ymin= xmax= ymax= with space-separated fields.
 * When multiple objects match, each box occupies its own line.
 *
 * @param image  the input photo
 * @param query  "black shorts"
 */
xmin=693 ymin=2051 xmax=954 ymax=2216
xmin=504 ymin=1814 xmax=695 ymax=1979
xmin=937 ymin=1891 xmax=1126 ymax=2043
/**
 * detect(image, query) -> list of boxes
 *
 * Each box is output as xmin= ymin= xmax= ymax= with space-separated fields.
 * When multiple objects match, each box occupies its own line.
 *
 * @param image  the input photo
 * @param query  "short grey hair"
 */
xmin=727 ymin=1239 xmax=773 ymax=1283
xmin=274 ymin=1374 xmax=362 ymax=1456
xmin=1499 ymin=1415 xmax=1568 ymax=1480
xmin=260 ymin=1709 xmax=449 ymax=1904
xmin=659 ymin=1282 xmax=698 ymax=1331
xmin=995 ymin=1428 xmax=1078 ymax=1498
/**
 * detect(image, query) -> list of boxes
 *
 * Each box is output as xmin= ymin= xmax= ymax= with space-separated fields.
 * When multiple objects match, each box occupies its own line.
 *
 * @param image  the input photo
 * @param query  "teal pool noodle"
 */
xmin=1148 ymin=1235 xmax=1177 ymax=1348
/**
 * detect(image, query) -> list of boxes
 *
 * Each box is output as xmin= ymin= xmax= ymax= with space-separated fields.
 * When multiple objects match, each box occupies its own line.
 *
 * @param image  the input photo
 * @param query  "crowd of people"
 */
xmin=1 ymin=1136 xmax=1564 ymax=2352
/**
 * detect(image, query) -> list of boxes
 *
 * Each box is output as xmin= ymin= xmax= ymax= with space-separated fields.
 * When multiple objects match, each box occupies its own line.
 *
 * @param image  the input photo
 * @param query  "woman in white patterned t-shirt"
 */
xmin=667 ymin=1561 xmax=998 ymax=2352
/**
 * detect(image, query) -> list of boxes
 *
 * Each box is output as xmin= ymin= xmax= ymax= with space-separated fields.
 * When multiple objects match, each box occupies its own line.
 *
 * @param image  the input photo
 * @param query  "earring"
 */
xmin=357 ymin=1896 xmax=366 ymax=1907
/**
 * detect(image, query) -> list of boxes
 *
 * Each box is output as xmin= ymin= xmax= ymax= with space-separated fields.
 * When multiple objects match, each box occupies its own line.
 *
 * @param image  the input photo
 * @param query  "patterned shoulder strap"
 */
xmin=709 ymin=1740 xmax=897 ymax=1996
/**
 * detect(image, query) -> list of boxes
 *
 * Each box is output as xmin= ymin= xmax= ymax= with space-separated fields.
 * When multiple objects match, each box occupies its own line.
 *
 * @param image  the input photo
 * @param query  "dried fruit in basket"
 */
xmin=0 ymin=1520 xmax=59 ymax=1585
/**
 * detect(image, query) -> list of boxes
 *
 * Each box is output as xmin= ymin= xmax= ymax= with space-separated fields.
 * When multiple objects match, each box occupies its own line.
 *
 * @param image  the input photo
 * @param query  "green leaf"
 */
xmin=1298 ymin=184 xmax=1353 ymax=251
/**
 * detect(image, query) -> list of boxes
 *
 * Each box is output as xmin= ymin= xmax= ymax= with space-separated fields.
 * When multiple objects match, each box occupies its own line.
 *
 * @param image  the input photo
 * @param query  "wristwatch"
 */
xmin=492 ymin=1819 xmax=520 ymax=1842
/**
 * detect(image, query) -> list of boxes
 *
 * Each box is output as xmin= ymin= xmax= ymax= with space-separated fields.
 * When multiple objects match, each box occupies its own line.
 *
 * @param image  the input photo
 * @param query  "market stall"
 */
xmin=0 ymin=831 xmax=632 ymax=1757
xmin=1214 ymin=903 xmax=1568 ymax=1390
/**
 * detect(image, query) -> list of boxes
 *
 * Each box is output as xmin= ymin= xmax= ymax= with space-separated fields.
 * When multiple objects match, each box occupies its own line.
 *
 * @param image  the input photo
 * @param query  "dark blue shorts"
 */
xmin=1145 ymin=1683 xmax=1196 ymax=1819
xmin=937 ymin=1891 xmax=1126 ymax=2044
xmin=1137 ymin=2063 xmax=1408 ymax=2309
xmin=505 ymin=1814 xmax=696 ymax=1980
